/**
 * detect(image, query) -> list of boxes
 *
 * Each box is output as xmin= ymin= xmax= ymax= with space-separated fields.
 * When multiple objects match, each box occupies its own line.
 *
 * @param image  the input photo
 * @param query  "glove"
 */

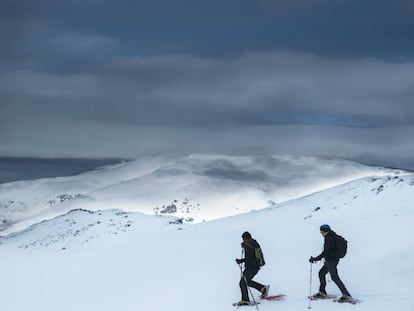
xmin=236 ymin=259 xmax=243 ymax=264
xmin=309 ymin=256 xmax=317 ymax=263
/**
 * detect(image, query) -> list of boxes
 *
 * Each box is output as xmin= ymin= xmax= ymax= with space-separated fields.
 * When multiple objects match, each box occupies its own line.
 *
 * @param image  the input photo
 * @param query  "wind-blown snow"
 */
xmin=0 ymin=154 xmax=407 ymax=234
xmin=1 ymin=173 xmax=413 ymax=311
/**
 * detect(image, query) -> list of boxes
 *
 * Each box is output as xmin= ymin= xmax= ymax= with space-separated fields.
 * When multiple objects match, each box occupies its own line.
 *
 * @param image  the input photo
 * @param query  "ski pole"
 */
xmin=238 ymin=264 xmax=260 ymax=311
xmin=308 ymin=262 xmax=313 ymax=309
xmin=239 ymin=249 xmax=260 ymax=311
xmin=240 ymin=249 xmax=244 ymax=280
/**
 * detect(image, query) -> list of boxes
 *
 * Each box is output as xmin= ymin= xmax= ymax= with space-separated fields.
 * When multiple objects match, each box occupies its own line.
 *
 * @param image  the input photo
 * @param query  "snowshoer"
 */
xmin=309 ymin=224 xmax=352 ymax=302
xmin=235 ymin=231 xmax=270 ymax=306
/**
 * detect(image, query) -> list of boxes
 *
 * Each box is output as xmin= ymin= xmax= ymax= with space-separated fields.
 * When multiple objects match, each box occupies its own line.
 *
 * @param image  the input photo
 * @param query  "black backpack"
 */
xmin=335 ymin=235 xmax=348 ymax=258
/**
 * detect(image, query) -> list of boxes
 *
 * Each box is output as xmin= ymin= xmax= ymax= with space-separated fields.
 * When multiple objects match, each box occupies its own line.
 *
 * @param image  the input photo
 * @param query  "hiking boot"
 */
xmin=236 ymin=300 xmax=251 ymax=306
xmin=260 ymin=285 xmax=270 ymax=298
xmin=311 ymin=292 xmax=327 ymax=299
xmin=338 ymin=295 xmax=352 ymax=302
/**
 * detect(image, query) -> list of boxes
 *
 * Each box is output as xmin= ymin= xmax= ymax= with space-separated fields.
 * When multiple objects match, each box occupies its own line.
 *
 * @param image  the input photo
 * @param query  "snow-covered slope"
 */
xmin=0 ymin=154 xmax=407 ymax=234
xmin=1 ymin=173 xmax=413 ymax=311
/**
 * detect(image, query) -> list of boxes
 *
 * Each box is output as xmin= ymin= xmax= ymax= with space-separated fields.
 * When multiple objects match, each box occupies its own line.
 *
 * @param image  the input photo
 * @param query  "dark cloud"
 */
xmin=1 ymin=0 xmax=414 ymax=170
xmin=1 ymin=0 xmax=414 ymax=73
xmin=2 ymin=51 xmax=414 ymax=129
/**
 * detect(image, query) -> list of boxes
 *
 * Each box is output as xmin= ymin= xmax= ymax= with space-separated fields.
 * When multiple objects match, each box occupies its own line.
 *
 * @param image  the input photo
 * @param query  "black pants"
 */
xmin=319 ymin=260 xmax=351 ymax=296
xmin=239 ymin=268 xmax=264 ymax=301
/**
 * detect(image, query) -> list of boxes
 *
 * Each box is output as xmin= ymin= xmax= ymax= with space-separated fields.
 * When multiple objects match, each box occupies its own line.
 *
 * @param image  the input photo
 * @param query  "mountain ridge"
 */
xmin=0 ymin=154 xmax=408 ymax=235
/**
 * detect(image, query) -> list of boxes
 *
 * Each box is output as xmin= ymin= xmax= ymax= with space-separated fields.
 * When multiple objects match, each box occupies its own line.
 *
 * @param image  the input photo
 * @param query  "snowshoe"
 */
xmin=334 ymin=296 xmax=361 ymax=304
xmin=260 ymin=294 xmax=286 ymax=301
xmin=308 ymin=292 xmax=336 ymax=300
xmin=232 ymin=300 xmax=260 ymax=307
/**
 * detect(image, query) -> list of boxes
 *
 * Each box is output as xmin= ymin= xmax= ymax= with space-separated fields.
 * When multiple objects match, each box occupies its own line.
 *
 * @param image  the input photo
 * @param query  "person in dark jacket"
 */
xmin=235 ymin=231 xmax=270 ymax=306
xmin=309 ymin=224 xmax=352 ymax=302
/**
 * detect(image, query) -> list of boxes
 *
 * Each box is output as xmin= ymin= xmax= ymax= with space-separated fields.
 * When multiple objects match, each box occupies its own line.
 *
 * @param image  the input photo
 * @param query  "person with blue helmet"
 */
xmin=309 ymin=224 xmax=352 ymax=302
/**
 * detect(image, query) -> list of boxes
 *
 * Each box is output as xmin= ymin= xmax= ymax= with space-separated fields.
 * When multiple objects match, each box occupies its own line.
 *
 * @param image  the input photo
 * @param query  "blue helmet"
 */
xmin=320 ymin=224 xmax=331 ymax=232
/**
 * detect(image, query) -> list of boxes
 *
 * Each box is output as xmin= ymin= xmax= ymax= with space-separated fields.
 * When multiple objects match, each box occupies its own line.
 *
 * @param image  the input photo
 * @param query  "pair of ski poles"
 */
xmin=237 ymin=252 xmax=316 ymax=310
xmin=308 ymin=260 xmax=330 ymax=309
xmin=238 ymin=249 xmax=260 ymax=311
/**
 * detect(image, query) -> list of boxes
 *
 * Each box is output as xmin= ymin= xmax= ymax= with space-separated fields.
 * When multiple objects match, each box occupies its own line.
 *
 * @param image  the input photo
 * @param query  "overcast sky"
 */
xmin=1 ymin=0 xmax=414 ymax=170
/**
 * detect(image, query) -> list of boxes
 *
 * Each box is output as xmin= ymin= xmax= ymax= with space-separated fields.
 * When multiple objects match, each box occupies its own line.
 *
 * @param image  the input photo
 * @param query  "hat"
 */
xmin=320 ymin=224 xmax=331 ymax=232
xmin=242 ymin=231 xmax=252 ymax=239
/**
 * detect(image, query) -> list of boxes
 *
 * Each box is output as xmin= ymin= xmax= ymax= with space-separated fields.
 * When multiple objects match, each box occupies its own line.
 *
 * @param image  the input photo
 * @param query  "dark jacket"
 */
xmin=315 ymin=230 xmax=340 ymax=262
xmin=240 ymin=239 xmax=261 ymax=270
